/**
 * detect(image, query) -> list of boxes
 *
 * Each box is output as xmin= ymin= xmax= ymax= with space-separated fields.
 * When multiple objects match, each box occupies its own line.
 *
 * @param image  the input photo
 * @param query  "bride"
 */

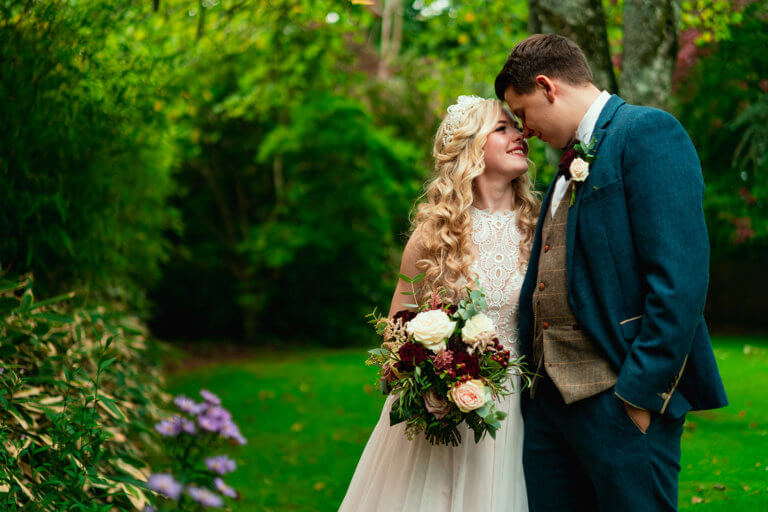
xmin=338 ymin=96 xmax=540 ymax=512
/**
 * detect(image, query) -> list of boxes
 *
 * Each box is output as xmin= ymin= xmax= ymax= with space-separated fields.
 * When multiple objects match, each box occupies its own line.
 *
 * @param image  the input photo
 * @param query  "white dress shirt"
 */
xmin=550 ymin=90 xmax=612 ymax=217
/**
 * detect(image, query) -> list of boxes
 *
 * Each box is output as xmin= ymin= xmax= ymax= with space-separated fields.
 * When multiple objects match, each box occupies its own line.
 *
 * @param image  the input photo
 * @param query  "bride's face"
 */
xmin=482 ymin=112 xmax=529 ymax=179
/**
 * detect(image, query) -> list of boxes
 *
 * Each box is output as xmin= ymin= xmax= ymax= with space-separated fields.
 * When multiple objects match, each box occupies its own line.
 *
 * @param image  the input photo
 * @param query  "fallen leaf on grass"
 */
xmin=691 ymin=496 xmax=704 ymax=504
xmin=749 ymin=422 xmax=758 ymax=429
xmin=314 ymin=482 xmax=326 ymax=491
xmin=290 ymin=422 xmax=304 ymax=432
xmin=713 ymin=484 xmax=725 ymax=491
xmin=739 ymin=410 xmax=746 ymax=417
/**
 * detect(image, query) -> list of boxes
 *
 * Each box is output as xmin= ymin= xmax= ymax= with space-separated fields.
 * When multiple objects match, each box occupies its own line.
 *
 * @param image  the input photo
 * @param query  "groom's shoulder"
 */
xmin=612 ymin=102 xmax=686 ymax=137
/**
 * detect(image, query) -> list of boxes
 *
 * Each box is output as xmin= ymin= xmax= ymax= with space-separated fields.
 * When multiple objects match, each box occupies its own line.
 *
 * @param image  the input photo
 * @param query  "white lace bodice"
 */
xmin=469 ymin=206 xmax=527 ymax=354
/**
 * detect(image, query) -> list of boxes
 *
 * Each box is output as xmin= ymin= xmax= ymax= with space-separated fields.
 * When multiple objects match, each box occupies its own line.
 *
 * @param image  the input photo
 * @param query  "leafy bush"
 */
xmin=0 ymin=275 xmax=168 ymax=510
xmin=0 ymin=0 xmax=180 ymax=306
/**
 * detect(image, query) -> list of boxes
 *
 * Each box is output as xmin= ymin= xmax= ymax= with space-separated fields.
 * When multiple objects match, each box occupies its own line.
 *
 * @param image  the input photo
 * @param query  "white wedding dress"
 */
xmin=338 ymin=207 xmax=528 ymax=512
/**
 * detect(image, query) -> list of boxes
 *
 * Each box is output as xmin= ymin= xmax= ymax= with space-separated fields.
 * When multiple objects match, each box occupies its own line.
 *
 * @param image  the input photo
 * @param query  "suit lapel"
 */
xmin=565 ymin=95 xmax=625 ymax=295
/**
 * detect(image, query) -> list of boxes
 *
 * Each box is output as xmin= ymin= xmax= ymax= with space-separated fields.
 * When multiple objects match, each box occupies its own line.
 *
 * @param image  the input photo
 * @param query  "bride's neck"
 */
xmin=472 ymin=174 xmax=516 ymax=212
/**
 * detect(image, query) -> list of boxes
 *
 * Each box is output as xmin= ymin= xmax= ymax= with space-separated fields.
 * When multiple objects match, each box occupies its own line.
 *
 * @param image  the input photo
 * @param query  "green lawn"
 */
xmin=165 ymin=337 xmax=768 ymax=511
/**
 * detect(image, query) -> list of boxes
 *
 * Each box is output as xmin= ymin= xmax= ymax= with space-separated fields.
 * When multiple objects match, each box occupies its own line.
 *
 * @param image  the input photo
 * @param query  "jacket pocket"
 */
xmin=580 ymin=179 xmax=623 ymax=206
xmin=620 ymin=315 xmax=643 ymax=340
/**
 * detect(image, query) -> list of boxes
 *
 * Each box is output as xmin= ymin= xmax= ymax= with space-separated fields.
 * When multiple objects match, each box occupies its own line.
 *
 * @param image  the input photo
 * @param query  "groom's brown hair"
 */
xmin=495 ymin=34 xmax=594 ymax=99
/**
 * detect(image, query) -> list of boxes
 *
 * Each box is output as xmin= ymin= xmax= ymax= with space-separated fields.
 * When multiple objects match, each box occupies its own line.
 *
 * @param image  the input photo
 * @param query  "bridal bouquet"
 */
xmin=366 ymin=273 xmax=530 ymax=446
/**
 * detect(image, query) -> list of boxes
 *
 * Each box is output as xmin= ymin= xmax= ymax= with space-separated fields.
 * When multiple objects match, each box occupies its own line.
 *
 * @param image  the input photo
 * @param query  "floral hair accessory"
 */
xmin=442 ymin=95 xmax=486 ymax=145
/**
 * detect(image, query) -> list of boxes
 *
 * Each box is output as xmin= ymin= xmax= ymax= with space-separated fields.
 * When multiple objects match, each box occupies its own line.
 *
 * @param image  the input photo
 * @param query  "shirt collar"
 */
xmin=575 ymin=90 xmax=611 ymax=143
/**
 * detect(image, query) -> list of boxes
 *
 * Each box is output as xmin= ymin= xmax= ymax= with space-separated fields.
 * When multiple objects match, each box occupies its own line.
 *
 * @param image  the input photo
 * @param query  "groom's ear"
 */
xmin=535 ymin=75 xmax=557 ymax=103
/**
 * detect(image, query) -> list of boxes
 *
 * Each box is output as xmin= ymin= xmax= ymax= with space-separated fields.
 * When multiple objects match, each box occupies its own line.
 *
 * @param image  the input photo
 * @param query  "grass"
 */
xmin=164 ymin=337 xmax=768 ymax=511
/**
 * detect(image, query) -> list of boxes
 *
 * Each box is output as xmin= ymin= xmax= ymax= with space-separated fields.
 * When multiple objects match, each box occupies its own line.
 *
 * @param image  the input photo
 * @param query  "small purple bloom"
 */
xmin=0 ymin=368 xmax=4 ymax=374
xmin=180 ymin=417 xmax=197 ymax=434
xmin=198 ymin=415 xmax=220 ymax=432
xmin=143 ymin=506 xmax=156 ymax=512
xmin=200 ymin=389 xmax=222 ymax=406
xmin=173 ymin=395 xmax=205 ymax=414
xmin=219 ymin=421 xmax=247 ymax=445
xmin=147 ymin=473 xmax=183 ymax=500
xmin=186 ymin=485 xmax=224 ymax=508
xmin=205 ymin=455 xmax=236 ymax=475
xmin=214 ymin=477 xmax=238 ymax=499
xmin=155 ymin=419 xmax=182 ymax=437
xmin=205 ymin=406 xmax=232 ymax=423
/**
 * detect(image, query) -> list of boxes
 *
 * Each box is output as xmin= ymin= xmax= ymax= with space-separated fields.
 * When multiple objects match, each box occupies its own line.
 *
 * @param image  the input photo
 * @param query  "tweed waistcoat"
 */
xmin=531 ymin=183 xmax=617 ymax=404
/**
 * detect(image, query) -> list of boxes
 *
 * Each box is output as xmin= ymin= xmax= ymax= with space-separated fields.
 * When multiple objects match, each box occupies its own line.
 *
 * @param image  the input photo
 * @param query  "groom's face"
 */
xmin=503 ymin=84 xmax=572 ymax=150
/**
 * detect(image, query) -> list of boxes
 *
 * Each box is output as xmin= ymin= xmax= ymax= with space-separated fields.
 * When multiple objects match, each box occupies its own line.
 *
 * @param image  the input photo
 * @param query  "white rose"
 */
xmin=461 ymin=313 xmax=496 ymax=342
xmin=406 ymin=310 xmax=456 ymax=352
xmin=449 ymin=379 xmax=489 ymax=413
xmin=569 ymin=157 xmax=590 ymax=182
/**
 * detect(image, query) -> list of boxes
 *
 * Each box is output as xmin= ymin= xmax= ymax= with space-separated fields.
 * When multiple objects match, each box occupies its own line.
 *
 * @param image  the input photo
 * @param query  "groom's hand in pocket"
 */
xmin=623 ymin=401 xmax=651 ymax=433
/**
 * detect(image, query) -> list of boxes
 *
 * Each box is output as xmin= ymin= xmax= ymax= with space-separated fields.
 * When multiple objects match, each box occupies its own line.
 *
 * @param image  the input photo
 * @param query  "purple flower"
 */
xmin=205 ymin=406 xmax=232 ymax=423
xmin=198 ymin=415 xmax=220 ymax=432
xmin=143 ymin=506 xmax=156 ymax=512
xmin=174 ymin=395 xmax=206 ymax=414
xmin=180 ymin=417 xmax=197 ymax=434
xmin=155 ymin=419 xmax=182 ymax=437
xmin=219 ymin=421 xmax=247 ymax=445
xmin=200 ymin=389 xmax=222 ymax=406
xmin=186 ymin=485 xmax=224 ymax=508
xmin=147 ymin=473 xmax=183 ymax=500
xmin=205 ymin=455 xmax=236 ymax=475
xmin=214 ymin=477 xmax=238 ymax=499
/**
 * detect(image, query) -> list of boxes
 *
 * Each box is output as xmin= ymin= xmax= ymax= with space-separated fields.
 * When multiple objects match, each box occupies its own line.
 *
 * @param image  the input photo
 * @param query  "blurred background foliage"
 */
xmin=2 ymin=0 xmax=767 ymax=345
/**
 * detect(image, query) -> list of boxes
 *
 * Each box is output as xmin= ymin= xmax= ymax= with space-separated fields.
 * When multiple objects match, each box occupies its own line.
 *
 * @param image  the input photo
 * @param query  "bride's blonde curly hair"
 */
xmin=411 ymin=98 xmax=540 ymax=300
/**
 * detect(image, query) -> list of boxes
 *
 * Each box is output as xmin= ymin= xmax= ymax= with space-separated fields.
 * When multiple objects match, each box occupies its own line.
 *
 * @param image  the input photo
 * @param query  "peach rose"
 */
xmin=449 ymin=379 xmax=489 ymax=413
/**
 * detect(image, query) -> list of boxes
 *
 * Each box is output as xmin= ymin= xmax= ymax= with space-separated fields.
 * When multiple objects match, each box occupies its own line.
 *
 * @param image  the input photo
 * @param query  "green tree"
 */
xmin=0 ymin=0 xmax=180 ymax=308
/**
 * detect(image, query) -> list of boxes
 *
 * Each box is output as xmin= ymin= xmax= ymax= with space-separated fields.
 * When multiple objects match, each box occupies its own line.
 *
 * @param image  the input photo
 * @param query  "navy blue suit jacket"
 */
xmin=518 ymin=95 xmax=728 ymax=418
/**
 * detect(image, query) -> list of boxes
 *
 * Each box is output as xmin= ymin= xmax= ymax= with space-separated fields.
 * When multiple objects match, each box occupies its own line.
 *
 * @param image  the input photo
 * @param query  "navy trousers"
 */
xmin=522 ymin=376 xmax=685 ymax=512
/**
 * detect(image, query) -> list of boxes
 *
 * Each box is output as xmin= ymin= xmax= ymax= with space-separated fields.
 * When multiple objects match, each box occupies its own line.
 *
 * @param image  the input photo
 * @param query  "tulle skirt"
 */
xmin=338 ymin=374 xmax=528 ymax=512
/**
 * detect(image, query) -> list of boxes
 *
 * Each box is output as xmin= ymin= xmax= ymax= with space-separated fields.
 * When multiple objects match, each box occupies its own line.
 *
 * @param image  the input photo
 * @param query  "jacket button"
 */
xmin=544 ymin=245 xmax=551 ymax=253
xmin=539 ymin=283 xmax=546 ymax=291
xmin=542 ymin=322 xmax=550 ymax=329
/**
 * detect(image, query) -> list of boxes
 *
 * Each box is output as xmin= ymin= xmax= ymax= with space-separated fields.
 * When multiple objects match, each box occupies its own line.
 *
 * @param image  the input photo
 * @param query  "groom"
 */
xmin=495 ymin=34 xmax=727 ymax=511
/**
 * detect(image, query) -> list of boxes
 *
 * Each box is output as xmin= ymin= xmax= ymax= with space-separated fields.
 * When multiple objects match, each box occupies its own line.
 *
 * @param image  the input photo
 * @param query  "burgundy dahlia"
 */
xmin=398 ymin=342 xmax=429 ymax=365
xmin=393 ymin=309 xmax=417 ymax=324
xmin=453 ymin=352 xmax=481 ymax=378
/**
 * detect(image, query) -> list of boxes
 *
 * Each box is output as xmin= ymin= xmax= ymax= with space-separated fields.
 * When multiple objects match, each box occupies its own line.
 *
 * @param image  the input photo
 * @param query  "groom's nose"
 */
xmin=521 ymin=122 xmax=535 ymax=139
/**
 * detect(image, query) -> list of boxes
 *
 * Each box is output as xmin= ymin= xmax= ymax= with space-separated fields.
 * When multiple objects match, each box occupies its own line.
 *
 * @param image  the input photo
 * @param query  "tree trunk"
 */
xmin=528 ymin=0 xmax=618 ymax=94
xmin=620 ymin=0 xmax=680 ymax=110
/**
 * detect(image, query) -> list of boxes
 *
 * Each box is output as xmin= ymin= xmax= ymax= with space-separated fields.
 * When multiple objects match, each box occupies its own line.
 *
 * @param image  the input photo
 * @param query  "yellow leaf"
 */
xmin=464 ymin=12 xmax=476 ymax=22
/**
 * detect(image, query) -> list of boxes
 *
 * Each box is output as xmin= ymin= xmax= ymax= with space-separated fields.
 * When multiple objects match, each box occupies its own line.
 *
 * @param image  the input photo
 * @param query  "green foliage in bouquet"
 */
xmin=367 ymin=275 xmax=530 ymax=446
xmin=0 ymin=274 xmax=168 ymax=510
